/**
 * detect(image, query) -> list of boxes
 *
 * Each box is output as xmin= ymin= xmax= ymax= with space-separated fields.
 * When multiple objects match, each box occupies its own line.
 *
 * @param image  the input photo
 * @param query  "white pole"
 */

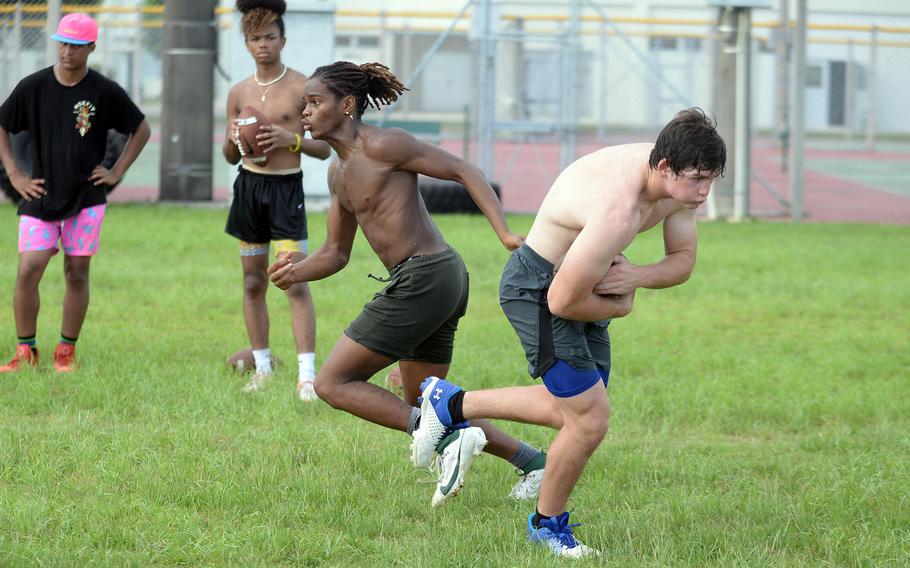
xmin=776 ymin=0 xmax=790 ymax=172
xmin=733 ymin=7 xmax=751 ymax=221
xmin=789 ymin=0 xmax=806 ymax=222
xmin=865 ymin=26 xmax=878 ymax=150
xmin=132 ymin=3 xmax=143 ymax=102
xmin=476 ymin=0 xmax=496 ymax=177
xmin=597 ymin=22 xmax=607 ymax=142
xmin=845 ymin=38 xmax=854 ymax=138
xmin=13 ymin=2 xmax=21 ymax=82
xmin=560 ymin=0 xmax=580 ymax=170
xmin=46 ymin=0 xmax=61 ymax=66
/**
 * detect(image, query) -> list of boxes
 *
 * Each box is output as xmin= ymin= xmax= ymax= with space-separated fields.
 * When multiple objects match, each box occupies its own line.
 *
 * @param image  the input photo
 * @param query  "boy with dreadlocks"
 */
xmin=223 ymin=0 xmax=330 ymax=399
xmin=268 ymin=61 xmax=548 ymax=507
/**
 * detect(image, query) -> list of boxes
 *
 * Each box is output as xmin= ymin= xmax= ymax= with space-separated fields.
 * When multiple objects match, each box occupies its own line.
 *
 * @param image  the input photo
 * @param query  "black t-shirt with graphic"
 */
xmin=0 ymin=66 xmax=145 ymax=220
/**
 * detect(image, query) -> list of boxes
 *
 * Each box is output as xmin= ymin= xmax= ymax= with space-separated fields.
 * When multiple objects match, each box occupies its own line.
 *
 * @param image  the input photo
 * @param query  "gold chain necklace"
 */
xmin=254 ymin=65 xmax=287 ymax=103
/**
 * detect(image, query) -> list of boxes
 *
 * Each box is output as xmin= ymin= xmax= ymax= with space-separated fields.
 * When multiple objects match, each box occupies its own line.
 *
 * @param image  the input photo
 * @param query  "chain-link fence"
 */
xmin=1 ymin=1 xmax=908 ymax=221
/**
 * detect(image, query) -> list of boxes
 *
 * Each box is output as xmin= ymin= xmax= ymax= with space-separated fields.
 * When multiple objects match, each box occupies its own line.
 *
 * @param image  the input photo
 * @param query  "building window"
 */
xmin=649 ymin=36 xmax=701 ymax=51
xmin=682 ymin=37 xmax=702 ymax=51
xmin=853 ymin=65 xmax=867 ymax=90
xmin=336 ymin=35 xmax=380 ymax=49
xmin=649 ymin=36 xmax=678 ymax=51
xmin=806 ymin=65 xmax=823 ymax=88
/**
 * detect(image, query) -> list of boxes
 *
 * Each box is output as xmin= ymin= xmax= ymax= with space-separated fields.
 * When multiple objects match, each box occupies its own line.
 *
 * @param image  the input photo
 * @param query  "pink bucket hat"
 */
xmin=50 ymin=13 xmax=98 ymax=45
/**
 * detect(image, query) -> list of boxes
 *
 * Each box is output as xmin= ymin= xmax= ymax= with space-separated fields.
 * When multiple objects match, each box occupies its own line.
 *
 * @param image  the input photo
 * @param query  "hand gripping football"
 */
xmin=236 ymin=105 xmax=270 ymax=164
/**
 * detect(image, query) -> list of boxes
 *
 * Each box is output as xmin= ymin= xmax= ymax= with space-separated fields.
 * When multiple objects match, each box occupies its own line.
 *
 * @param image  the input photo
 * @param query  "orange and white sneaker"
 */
xmin=52 ymin=343 xmax=77 ymax=372
xmin=296 ymin=379 xmax=319 ymax=402
xmin=0 ymin=345 xmax=38 ymax=373
xmin=242 ymin=371 xmax=271 ymax=393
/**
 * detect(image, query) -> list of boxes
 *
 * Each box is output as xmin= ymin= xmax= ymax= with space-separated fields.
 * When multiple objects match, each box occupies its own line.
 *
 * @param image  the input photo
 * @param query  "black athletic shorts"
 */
xmin=345 ymin=248 xmax=469 ymax=364
xmin=225 ymin=167 xmax=307 ymax=244
xmin=499 ymin=243 xmax=611 ymax=379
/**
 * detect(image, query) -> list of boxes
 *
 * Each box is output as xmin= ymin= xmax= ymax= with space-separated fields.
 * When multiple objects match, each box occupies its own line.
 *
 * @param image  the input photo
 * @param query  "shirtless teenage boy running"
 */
xmin=411 ymin=108 xmax=726 ymax=556
xmin=269 ymin=61 xmax=548 ymax=506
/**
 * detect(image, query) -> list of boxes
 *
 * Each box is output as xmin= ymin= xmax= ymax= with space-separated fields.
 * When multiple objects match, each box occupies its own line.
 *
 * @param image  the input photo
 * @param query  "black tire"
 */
xmin=419 ymin=179 xmax=502 ymax=214
xmin=0 ymin=165 xmax=12 ymax=203
xmin=0 ymin=129 xmax=128 ymax=203
xmin=101 ymin=130 xmax=128 ymax=192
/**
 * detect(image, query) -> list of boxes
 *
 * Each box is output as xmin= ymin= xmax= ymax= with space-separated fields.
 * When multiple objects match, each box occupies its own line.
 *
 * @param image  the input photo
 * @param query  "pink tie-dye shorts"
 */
xmin=18 ymin=204 xmax=107 ymax=256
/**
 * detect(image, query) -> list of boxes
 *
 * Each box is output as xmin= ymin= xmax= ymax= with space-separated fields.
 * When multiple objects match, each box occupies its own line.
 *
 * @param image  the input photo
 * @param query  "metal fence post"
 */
xmin=845 ymin=38 xmax=854 ymax=138
xmin=733 ymin=7 xmax=752 ymax=221
xmin=475 ymin=0 xmax=496 ymax=178
xmin=776 ymin=0 xmax=790 ymax=172
xmin=132 ymin=2 xmax=143 ymax=102
xmin=789 ymin=0 xmax=806 ymax=223
xmin=597 ymin=21 xmax=607 ymax=142
xmin=560 ymin=0 xmax=581 ymax=170
xmin=13 ymin=2 xmax=21 ymax=84
xmin=46 ymin=0 xmax=61 ymax=66
xmin=865 ymin=26 xmax=878 ymax=150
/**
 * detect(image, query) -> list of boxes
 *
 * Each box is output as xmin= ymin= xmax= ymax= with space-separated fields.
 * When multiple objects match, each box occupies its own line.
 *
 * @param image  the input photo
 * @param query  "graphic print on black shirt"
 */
xmin=73 ymin=100 xmax=96 ymax=137
xmin=0 ymin=66 xmax=144 ymax=221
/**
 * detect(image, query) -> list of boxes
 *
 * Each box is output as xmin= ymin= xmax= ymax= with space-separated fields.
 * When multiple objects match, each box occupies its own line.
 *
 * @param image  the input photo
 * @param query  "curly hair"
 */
xmin=235 ymin=0 xmax=286 ymax=37
xmin=311 ymin=61 xmax=408 ymax=116
xmin=649 ymin=108 xmax=727 ymax=176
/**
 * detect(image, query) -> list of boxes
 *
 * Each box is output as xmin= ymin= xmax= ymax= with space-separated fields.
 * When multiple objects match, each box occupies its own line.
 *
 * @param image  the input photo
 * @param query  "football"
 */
xmin=227 ymin=348 xmax=282 ymax=374
xmin=236 ymin=105 xmax=270 ymax=164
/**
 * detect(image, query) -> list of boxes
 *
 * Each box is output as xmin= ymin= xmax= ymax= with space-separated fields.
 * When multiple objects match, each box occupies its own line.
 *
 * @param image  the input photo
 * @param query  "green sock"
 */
xmin=510 ymin=441 xmax=547 ymax=473
xmin=521 ymin=451 xmax=547 ymax=473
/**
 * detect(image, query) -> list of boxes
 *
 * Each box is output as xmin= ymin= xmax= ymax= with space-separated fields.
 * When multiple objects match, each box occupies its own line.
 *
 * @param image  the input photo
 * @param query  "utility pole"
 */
xmin=710 ymin=0 xmax=769 ymax=220
xmin=711 ymin=6 xmax=737 ymax=219
xmin=789 ymin=0 xmax=806 ymax=222
xmin=474 ymin=0 xmax=497 ymax=178
xmin=776 ymin=0 xmax=790 ymax=171
xmin=159 ymin=0 xmax=217 ymax=201
xmin=45 ymin=0 xmax=61 ymax=65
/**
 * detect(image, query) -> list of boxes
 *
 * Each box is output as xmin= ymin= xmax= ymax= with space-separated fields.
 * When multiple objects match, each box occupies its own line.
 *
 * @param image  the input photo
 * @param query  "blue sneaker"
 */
xmin=527 ymin=512 xmax=599 ymax=558
xmin=410 ymin=376 xmax=467 ymax=468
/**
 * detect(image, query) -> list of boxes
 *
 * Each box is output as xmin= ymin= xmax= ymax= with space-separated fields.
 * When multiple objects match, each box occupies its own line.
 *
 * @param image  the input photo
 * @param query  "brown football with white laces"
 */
xmin=236 ymin=105 xmax=270 ymax=164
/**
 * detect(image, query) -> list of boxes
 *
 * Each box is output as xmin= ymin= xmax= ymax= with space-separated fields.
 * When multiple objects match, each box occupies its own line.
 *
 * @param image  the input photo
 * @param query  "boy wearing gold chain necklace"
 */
xmin=222 ymin=0 xmax=331 ymax=399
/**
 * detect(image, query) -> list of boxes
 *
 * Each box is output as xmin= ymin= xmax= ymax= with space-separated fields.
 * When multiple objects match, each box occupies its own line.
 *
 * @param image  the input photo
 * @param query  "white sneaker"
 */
xmin=242 ymin=371 xmax=271 ymax=393
xmin=297 ymin=379 xmax=319 ymax=402
xmin=510 ymin=467 xmax=544 ymax=500
xmin=410 ymin=376 xmax=464 ymax=469
xmin=431 ymin=427 xmax=487 ymax=507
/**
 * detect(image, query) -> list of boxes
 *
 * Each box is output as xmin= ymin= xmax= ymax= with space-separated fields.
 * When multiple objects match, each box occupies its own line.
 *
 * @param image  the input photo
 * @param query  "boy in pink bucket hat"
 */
xmin=0 ymin=12 xmax=150 ymax=373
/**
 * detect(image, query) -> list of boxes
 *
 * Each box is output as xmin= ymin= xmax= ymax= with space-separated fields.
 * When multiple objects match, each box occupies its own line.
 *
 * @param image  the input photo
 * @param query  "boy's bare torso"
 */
xmin=231 ymin=70 xmax=306 ymax=172
xmin=525 ymin=143 xmax=686 ymax=269
xmin=329 ymin=126 xmax=447 ymax=269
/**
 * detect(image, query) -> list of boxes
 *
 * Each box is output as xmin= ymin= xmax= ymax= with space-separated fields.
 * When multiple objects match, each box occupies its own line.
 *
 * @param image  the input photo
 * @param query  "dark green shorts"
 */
xmin=499 ymin=243 xmax=611 ymax=379
xmin=345 ymin=247 xmax=469 ymax=364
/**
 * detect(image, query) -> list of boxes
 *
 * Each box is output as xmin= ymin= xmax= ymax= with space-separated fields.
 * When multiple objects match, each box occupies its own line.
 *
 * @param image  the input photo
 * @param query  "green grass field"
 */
xmin=0 ymin=204 xmax=908 ymax=567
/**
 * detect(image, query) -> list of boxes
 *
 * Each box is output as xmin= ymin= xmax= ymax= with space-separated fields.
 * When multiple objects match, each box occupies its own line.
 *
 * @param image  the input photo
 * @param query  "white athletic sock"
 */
xmin=252 ymin=348 xmax=272 ymax=374
xmin=298 ymin=352 xmax=315 ymax=382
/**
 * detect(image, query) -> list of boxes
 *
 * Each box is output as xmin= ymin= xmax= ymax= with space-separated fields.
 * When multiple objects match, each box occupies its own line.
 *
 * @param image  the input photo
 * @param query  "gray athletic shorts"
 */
xmin=345 ymin=247 xmax=469 ymax=364
xmin=499 ymin=243 xmax=611 ymax=379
